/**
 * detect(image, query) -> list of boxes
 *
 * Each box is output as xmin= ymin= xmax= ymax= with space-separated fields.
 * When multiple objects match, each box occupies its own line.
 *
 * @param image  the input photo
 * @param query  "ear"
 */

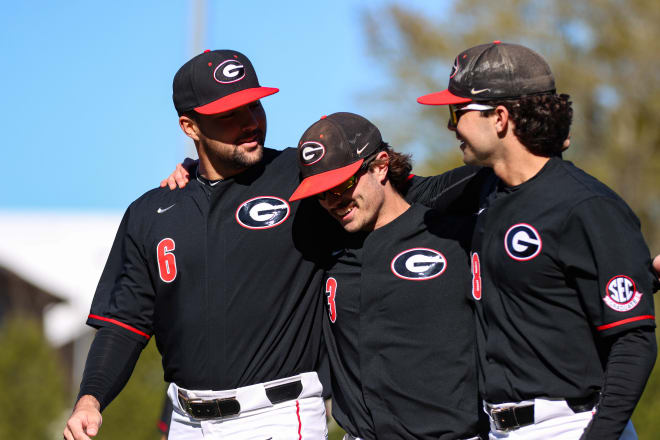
xmin=372 ymin=151 xmax=390 ymax=183
xmin=179 ymin=115 xmax=201 ymax=141
xmin=562 ymin=133 xmax=571 ymax=151
xmin=494 ymin=105 xmax=510 ymax=136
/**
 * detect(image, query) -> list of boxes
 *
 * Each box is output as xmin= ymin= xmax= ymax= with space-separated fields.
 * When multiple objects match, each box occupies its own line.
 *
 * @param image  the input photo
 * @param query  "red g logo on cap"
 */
xmin=214 ymin=60 xmax=245 ymax=84
xmin=450 ymin=57 xmax=460 ymax=79
xmin=300 ymin=142 xmax=326 ymax=166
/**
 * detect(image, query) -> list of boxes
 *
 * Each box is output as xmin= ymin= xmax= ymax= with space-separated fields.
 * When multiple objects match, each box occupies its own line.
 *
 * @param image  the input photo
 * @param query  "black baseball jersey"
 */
xmin=323 ymin=204 xmax=482 ymax=439
xmin=87 ymin=148 xmax=337 ymax=390
xmin=470 ymin=157 xmax=657 ymax=403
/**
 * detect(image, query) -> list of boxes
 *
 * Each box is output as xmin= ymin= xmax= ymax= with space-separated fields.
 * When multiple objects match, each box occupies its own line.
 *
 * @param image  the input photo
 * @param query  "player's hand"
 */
xmin=653 ymin=254 xmax=660 ymax=278
xmin=63 ymin=395 xmax=102 ymax=440
xmin=160 ymin=158 xmax=196 ymax=190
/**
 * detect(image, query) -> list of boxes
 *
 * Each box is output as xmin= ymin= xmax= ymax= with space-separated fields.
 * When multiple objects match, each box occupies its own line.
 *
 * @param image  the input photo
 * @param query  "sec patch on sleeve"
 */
xmin=603 ymin=275 xmax=643 ymax=312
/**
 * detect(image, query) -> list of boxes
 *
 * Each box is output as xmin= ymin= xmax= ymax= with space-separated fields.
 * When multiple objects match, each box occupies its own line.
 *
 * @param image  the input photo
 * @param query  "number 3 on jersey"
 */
xmin=157 ymin=238 xmax=177 ymax=283
xmin=325 ymin=277 xmax=338 ymax=322
xmin=471 ymin=253 xmax=482 ymax=300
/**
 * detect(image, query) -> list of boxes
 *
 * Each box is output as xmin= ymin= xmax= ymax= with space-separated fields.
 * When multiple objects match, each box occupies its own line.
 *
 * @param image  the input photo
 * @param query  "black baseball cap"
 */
xmin=289 ymin=112 xmax=382 ymax=202
xmin=417 ymin=41 xmax=555 ymax=105
xmin=173 ymin=49 xmax=279 ymax=115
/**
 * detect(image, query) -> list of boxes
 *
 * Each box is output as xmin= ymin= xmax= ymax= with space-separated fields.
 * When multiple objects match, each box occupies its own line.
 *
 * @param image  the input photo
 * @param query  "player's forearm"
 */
xmin=78 ymin=326 xmax=145 ymax=411
xmin=74 ymin=394 xmax=101 ymax=412
xmin=405 ymin=165 xmax=483 ymax=212
xmin=581 ymin=327 xmax=656 ymax=440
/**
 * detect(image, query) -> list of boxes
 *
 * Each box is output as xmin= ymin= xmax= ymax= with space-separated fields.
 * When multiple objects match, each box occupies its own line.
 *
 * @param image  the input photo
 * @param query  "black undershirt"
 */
xmin=77 ymin=326 xmax=145 ymax=411
xmin=582 ymin=326 xmax=656 ymax=439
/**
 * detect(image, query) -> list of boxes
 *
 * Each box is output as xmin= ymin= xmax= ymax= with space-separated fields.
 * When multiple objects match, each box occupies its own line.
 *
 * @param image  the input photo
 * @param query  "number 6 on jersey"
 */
xmin=157 ymin=238 xmax=177 ymax=283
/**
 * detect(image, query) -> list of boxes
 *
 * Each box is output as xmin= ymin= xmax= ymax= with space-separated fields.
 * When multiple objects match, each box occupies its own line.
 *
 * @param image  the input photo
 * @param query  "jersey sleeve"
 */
xmin=405 ymin=165 xmax=486 ymax=214
xmin=558 ymin=196 xmax=656 ymax=337
xmin=86 ymin=204 xmax=155 ymax=343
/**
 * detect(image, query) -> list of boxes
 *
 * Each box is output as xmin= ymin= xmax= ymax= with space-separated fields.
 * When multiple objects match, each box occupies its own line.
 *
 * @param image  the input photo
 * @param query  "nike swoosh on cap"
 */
xmin=471 ymin=88 xmax=491 ymax=95
xmin=356 ymin=142 xmax=369 ymax=155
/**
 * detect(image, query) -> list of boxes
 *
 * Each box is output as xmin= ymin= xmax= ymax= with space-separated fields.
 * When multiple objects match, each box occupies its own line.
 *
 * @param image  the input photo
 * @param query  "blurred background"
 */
xmin=1 ymin=0 xmax=659 ymax=438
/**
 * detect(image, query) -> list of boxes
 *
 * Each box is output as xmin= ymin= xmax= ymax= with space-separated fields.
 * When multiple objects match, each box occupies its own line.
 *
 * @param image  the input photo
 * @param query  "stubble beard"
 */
xmin=228 ymin=143 xmax=264 ymax=169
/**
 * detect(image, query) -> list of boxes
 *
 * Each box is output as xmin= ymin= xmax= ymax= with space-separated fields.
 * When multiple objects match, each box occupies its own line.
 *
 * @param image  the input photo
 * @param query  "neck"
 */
xmin=373 ymin=185 xmax=410 ymax=230
xmin=490 ymin=139 xmax=550 ymax=187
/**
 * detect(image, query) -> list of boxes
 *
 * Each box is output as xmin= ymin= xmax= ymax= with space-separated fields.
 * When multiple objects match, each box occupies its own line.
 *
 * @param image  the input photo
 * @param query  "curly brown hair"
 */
xmin=366 ymin=142 xmax=413 ymax=195
xmin=481 ymin=93 xmax=572 ymax=157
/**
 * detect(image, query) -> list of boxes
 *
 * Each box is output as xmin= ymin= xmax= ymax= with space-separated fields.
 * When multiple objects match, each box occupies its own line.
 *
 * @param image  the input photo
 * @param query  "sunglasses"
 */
xmin=448 ymin=103 xmax=495 ymax=128
xmin=317 ymin=173 xmax=360 ymax=201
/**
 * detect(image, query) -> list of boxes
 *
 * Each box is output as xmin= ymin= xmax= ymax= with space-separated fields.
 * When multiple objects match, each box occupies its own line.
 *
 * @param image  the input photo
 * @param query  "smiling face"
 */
xmin=193 ymin=101 xmax=267 ymax=172
xmin=449 ymin=108 xmax=499 ymax=167
xmin=317 ymin=167 xmax=386 ymax=233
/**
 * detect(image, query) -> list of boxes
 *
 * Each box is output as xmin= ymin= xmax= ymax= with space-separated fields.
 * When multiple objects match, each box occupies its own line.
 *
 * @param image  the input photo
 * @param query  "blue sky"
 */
xmin=1 ymin=0 xmax=448 ymax=211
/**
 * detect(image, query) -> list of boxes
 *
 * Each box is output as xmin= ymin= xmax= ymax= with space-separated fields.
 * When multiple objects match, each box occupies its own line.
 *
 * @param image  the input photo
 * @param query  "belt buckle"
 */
xmin=188 ymin=397 xmax=221 ymax=419
xmin=178 ymin=391 xmax=241 ymax=420
xmin=490 ymin=406 xmax=519 ymax=432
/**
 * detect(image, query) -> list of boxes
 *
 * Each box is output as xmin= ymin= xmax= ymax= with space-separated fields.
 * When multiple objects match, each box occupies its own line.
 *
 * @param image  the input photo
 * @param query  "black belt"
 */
xmin=178 ymin=380 xmax=303 ymax=419
xmin=488 ymin=393 xmax=599 ymax=432
xmin=489 ymin=404 xmax=535 ymax=432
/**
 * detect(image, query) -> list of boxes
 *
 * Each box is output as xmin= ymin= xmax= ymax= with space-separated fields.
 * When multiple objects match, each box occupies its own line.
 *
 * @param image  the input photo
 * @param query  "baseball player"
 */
xmin=417 ymin=41 xmax=658 ymax=439
xmin=287 ymin=112 xmax=485 ymax=439
xmin=63 ymin=50 xmax=338 ymax=440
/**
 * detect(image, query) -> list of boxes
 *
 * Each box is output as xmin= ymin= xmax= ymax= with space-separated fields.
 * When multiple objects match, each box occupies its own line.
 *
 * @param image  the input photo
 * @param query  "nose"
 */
xmin=238 ymin=106 xmax=260 ymax=132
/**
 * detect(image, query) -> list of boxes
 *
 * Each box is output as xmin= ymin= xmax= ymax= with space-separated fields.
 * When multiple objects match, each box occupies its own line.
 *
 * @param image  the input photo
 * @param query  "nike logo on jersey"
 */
xmin=471 ymin=87 xmax=491 ymax=95
xmin=356 ymin=142 xmax=369 ymax=155
xmin=331 ymin=248 xmax=346 ymax=257
xmin=157 ymin=204 xmax=176 ymax=214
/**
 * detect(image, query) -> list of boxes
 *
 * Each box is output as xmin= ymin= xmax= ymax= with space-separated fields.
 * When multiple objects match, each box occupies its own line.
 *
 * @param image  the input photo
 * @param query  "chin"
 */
xmin=234 ymin=145 xmax=264 ymax=168
xmin=341 ymin=221 xmax=361 ymax=234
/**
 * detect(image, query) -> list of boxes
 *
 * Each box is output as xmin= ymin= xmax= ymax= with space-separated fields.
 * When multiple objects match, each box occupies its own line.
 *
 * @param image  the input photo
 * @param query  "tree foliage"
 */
xmin=0 ymin=315 xmax=67 ymax=439
xmin=362 ymin=0 xmax=660 ymax=251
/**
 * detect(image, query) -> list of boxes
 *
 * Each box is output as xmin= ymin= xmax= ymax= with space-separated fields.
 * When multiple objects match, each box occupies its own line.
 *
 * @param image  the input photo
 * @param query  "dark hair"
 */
xmin=481 ymin=93 xmax=572 ymax=157
xmin=366 ymin=142 xmax=413 ymax=195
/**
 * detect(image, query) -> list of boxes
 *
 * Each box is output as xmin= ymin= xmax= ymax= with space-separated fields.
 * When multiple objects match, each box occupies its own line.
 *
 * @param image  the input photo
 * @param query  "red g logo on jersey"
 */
xmin=603 ymin=275 xmax=643 ymax=312
xmin=504 ymin=223 xmax=542 ymax=261
xmin=235 ymin=196 xmax=290 ymax=230
xmin=157 ymin=238 xmax=177 ymax=283
xmin=391 ymin=248 xmax=446 ymax=281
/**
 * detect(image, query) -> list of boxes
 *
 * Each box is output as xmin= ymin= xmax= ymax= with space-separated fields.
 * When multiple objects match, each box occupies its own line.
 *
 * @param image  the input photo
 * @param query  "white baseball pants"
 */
xmin=167 ymin=372 xmax=327 ymax=439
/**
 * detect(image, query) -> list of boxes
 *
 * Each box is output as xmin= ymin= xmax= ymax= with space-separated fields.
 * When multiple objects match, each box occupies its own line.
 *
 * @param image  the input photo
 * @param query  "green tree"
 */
xmin=0 ymin=315 xmax=67 ymax=439
xmin=96 ymin=338 xmax=167 ymax=440
xmin=361 ymin=0 xmax=660 ymax=436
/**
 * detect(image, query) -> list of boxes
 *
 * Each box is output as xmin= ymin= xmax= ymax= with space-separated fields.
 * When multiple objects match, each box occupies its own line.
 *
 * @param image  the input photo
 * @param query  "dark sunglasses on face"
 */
xmin=317 ymin=173 xmax=360 ymax=201
xmin=448 ymin=103 xmax=495 ymax=128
